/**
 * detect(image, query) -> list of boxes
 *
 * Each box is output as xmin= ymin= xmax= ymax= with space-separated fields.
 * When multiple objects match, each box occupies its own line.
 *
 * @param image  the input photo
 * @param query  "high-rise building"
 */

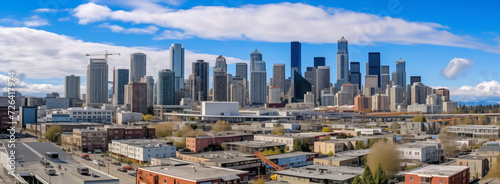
xmin=390 ymin=85 xmax=404 ymax=112
xmin=354 ymin=95 xmax=372 ymax=112
xmin=337 ymin=37 xmax=349 ymax=82
xmin=336 ymin=84 xmax=357 ymax=105
xmin=213 ymin=68 xmax=227 ymax=101
xmin=250 ymin=49 xmax=262 ymax=63
xmin=410 ymin=76 xmax=422 ymax=86
xmin=113 ymin=69 xmax=129 ymax=105
xmin=157 ymin=69 xmax=175 ymax=105
xmin=124 ymin=82 xmax=148 ymax=114
xmin=130 ymin=53 xmax=146 ymax=82
xmin=436 ymin=88 xmax=450 ymax=102
xmin=392 ymin=58 xmax=406 ymax=88
xmin=289 ymin=70 xmax=311 ymax=103
xmin=350 ymin=62 xmax=361 ymax=89
xmin=411 ymin=82 xmax=427 ymax=105
xmin=368 ymin=52 xmax=381 ymax=87
xmin=188 ymin=74 xmax=201 ymax=102
xmin=290 ymin=41 xmax=301 ymax=74
xmin=381 ymin=65 xmax=390 ymax=91
xmin=215 ymin=55 xmax=227 ymax=72
xmin=64 ymin=75 xmax=80 ymax=99
xmin=192 ymin=60 xmax=210 ymax=101
xmin=140 ymin=76 xmax=154 ymax=108
xmin=235 ymin=63 xmax=248 ymax=80
xmin=86 ymin=59 xmax=108 ymax=106
xmin=268 ymin=86 xmax=282 ymax=104
xmin=230 ymin=77 xmax=247 ymax=106
xmin=304 ymin=67 xmax=315 ymax=86
xmin=250 ymin=70 xmax=267 ymax=105
xmin=284 ymin=78 xmax=291 ymax=95
xmin=168 ymin=43 xmax=185 ymax=91
xmin=304 ymin=92 xmax=315 ymax=104
xmin=364 ymin=75 xmax=379 ymax=96
xmin=315 ymin=66 xmax=330 ymax=104
xmin=273 ymin=64 xmax=286 ymax=92
xmin=372 ymin=94 xmax=389 ymax=112
xmin=314 ymin=57 xmax=325 ymax=68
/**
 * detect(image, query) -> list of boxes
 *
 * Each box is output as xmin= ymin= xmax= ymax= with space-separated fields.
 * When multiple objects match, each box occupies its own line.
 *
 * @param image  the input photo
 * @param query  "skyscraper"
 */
xmin=273 ymin=63 xmax=286 ymax=91
xmin=213 ymin=68 xmax=228 ymax=101
xmin=130 ymin=53 xmax=146 ymax=82
xmin=368 ymin=52 xmax=381 ymax=87
xmin=350 ymin=62 xmax=361 ymax=89
xmin=64 ymin=75 xmax=80 ymax=99
xmin=381 ymin=65 xmax=390 ymax=91
xmin=157 ymin=69 xmax=175 ymax=105
xmin=315 ymin=66 xmax=330 ymax=104
xmin=188 ymin=74 xmax=201 ymax=102
xmin=250 ymin=60 xmax=267 ymax=105
xmin=364 ymin=75 xmax=378 ymax=96
xmin=304 ymin=67 xmax=316 ymax=94
xmin=113 ymin=69 xmax=129 ymax=105
xmin=140 ymin=76 xmax=154 ymax=108
xmin=392 ymin=58 xmax=406 ymax=88
xmin=124 ymin=82 xmax=148 ymax=114
xmin=168 ymin=43 xmax=185 ymax=91
xmin=230 ymin=77 xmax=247 ymax=106
xmin=390 ymin=85 xmax=404 ymax=111
xmin=337 ymin=37 xmax=349 ymax=82
xmin=250 ymin=49 xmax=262 ymax=63
xmin=235 ymin=63 xmax=248 ymax=80
xmin=215 ymin=55 xmax=227 ymax=72
xmin=192 ymin=60 xmax=209 ymax=101
xmin=86 ymin=59 xmax=108 ymax=106
xmin=290 ymin=41 xmax=301 ymax=74
xmin=289 ymin=70 xmax=311 ymax=103
xmin=410 ymin=76 xmax=421 ymax=86
xmin=314 ymin=57 xmax=325 ymax=68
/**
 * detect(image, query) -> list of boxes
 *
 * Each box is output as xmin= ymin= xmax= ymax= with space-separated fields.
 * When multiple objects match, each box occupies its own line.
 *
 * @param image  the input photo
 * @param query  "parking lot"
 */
xmin=72 ymin=152 xmax=136 ymax=184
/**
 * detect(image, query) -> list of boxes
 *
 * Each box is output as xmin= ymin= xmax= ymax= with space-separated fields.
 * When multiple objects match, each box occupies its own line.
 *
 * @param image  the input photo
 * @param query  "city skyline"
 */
xmin=0 ymin=1 xmax=499 ymax=103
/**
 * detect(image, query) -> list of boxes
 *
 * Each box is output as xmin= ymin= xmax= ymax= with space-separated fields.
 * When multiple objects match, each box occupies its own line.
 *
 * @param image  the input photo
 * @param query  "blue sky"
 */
xmin=0 ymin=0 xmax=499 ymax=102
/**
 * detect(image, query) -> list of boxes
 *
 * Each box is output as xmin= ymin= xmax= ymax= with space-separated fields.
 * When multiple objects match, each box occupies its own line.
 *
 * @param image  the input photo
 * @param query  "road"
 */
xmin=72 ymin=152 xmax=136 ymax=184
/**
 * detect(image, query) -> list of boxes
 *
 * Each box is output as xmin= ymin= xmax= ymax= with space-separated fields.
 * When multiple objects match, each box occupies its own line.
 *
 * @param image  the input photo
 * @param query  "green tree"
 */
xmin=45 ymin=126 xmax=63 ymax=142
xmin=374 ymin=163 xmax=388 ymax=184
xmin=362 ymin=165 xmax=374 ymax=184
xmin=321 ymin=127 xmax=332 ymax=132
xmin=152 ymin=122 xmax=174 ymax=137
xmin=412 ymin=116 xmax=426 ymax=122
xmin=173 ymin=138 xmax=186 ymax=149
xmin=188 ymin=117 xmax=197 ymax=121
xmin=254 ymin=178 xmax=266 ymax=184
xmin=272 ymin=147 xmax=282 ymax=155
xmin=284 ymin=146 xmax=290 ymax=153
xmin=212 ymin=120 xmax=231 ymax=131
xmin=356 ymin=140 xmax=367 ymax=150
xmin=327 ymin=151 xmax=334 ymax=156
xmin=293 ymin=138 xmax=302 ymax=151
xmin=190 ymin=124 xmax=198 ymax=130
xmin=142 ymin=114 xmax=155 ymax=121
xmin=300 ymin=140 xmax=311 ymax=152
xmin=478 ymin=115 xmax=486 ymax=125
xmin=352 ymin=175 xmax=362 ymax=184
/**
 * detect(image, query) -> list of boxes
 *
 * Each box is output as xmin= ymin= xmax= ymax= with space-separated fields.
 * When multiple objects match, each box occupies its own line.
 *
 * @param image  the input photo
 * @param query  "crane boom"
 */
xmin=85 ymin=50 xmax=121 ymax=62
xmin=254 ymin=151 xmax=284 ymax=171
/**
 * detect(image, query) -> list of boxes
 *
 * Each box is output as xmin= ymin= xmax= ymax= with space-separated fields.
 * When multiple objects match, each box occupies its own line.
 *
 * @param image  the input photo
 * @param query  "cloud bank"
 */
xmin=441 ymin=58 xmax=474 ymax=79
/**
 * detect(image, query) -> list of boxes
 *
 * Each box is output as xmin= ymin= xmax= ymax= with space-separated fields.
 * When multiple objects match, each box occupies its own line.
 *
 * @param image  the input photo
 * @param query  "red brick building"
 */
xmin=186 ymin=133 xmax=254 ymax=152
xmin=405 ymin=165 xmax=469 ymax=184
xmin=105 ymin=125 xmax=155 ymax=141
xmin=137 ymin=164 xmax=249 ymax=184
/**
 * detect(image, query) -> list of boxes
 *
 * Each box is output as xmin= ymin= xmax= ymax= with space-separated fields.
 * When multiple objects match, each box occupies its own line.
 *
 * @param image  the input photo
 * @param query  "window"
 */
xmin=410 ymin=176 xmax=413 ymax=181
xmin=440 ymin=179 xmax=443 ymax=184
xmin=164 ymin=179 xmax=167 ymax=184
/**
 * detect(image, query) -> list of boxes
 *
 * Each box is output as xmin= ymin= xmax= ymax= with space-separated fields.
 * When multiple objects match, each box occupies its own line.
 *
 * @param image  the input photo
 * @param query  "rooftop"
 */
xmin=447 ymin=125 xmax=500 ymax=129
xmin=225 ymin=140 xmax=286 ymax=147
xmin=405 ymin=165 xmax=468 ymax=177
xmin=178 ymin=151 xmax=258 ymax=163
xmin=274 ymin=166 xmax=362 ymax=181
xmin=478 ymin=146 xmax=500 ymax=152
xmin=265 ymin=152 xmax=317 ymax=160
xmin=255 ymin=132 xmax=331 ymax=139
xmin=139 ymin=164 xmax=248 ymax=182
xmin=112 ymin=139 xmax=172 ymax=147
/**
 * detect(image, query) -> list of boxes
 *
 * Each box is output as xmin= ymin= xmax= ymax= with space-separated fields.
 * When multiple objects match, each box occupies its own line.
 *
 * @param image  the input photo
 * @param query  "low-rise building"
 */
xmin=313 ymin=149 xmax=370 ymax=167
xmin=264 ymin=152 xmax=319 ymax=174
xmin=109 ymin=139 xmax=176 ymax=164
xmin=254 ymin=132 xmax=333 ymax=151
xmin=176 ymin=151 xmax=261 ymax=176
xmin=404 ymin=165 xmax=469 ymax=184
xmin=399 ymin=121 xmax=439 ymax=135
xmin=27 ymin=122 xmax=104 ymax=138
xmin=313 ymin=139 xmax=358 ymax=154
xmin=274 ymin=165 xmax=364 ymax=184
xmin=116 ymin=111 xmax=143 ymax=125
xmin=445 ymin=125 xmax=500 ymax=138
xmin=398 ymin=142 xmax=443 ymax=163
xmin=60 ymin=107 xmax=113 ymax=124
xmin=105 ymin=125 xmax=155 ymax=141
xmin=224 ymin=140 xmax=286 ymax=154
xmin=137 ymin=164 xmax=249 ymax=184
xmin=457 ymin=156 xmax=489 ymax=179
xmin=186 ymin=132 xmax=254 ymax=152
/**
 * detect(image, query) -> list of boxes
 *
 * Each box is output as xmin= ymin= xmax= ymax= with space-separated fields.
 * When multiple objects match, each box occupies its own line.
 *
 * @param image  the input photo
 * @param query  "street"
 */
xmin=72 ymin=152 xmax=136 ymax=184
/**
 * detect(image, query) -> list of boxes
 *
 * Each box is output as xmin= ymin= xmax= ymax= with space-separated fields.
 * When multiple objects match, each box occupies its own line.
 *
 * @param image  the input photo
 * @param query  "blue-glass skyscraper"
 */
xmin=113 ymin=69 xmax=129 ymax=105
xmin=192 ymin=60 xmax=209 ymax=101
xmin=337 ymin=37 xmax=349 ymax=81
xmin=168 ymin=43 xmax=185 ymax=91
xmin=350 ymin=62 xmax=361 ymax=89
xmin=157 ymin=69 xmax=175 ymax=105
xmin=368 ymin=52 xmax=381 ymax=87
xmin=392 ymin=58 xmax=406 ymax=88
xmin=290 ymin=41 xmax=301 ymax=74
xmin=314 ymin=57 xmax=325 ymax=68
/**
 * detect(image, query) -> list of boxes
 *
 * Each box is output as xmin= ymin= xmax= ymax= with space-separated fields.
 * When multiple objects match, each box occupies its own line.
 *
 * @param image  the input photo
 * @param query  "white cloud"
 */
xmin=99 ymin=23 xmax=159 ymax=34
xmin=0 ymin=15 xmax=50 ymax=27
xmin=70 ymin=2 xmax=500 ymax=52
xmin=0 ymin=74 xmax=64 ymax=96
xmin=32 ymin=8 xmax=58 ymax=13
xmin=441 ymin=58 xmax=474 ymax=79
xmin=0 ymin=26 xmax=246 ymax=83
xmin=154 ymin=30 xmax=191 ymax=40
xmin=449 ymin=80 xmax=500 ymax=102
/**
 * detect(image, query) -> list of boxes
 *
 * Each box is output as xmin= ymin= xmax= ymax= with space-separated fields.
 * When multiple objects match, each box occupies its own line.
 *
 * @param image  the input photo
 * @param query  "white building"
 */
xmin=60 ymin=107 xmax=112 ymax=124
xmin=201 ymin=101 xmax=239 ymax=116
xmin=446 ymin=125 xmax=500 ymax=138
xmin=268 ymin=86 xmax=282 ymax=104
xmin=116 ymin=111 xmax=143 ymax=125
xmin=407 ymin=104 xmax=442 ymax=114
xmin=443 ymin=101 xmax=457 ymax=113
xmin=397 ymin=142 xmax=443 ymax=163
xmin=46 ymin=98 xmax=70 ymax=109
xmin=109 ymin=139 xmax=176 ymax=163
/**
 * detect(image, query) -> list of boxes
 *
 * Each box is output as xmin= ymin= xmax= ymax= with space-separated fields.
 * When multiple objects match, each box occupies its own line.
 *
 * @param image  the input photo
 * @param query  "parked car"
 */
xmin=40 ymin=160 xmax=50 ymax=166
xmin=112 ymin=162 xmax=121 ymax=166
xmin=127 ymin=170 xmax=136 ymax=176
xmin=45 ymin=168 xmax=56 ymax=175
xmin=77 ymin=166 xmax=89 ymax=175
xmin=117 ymin=168 xmax=127 ymax=172
xmin=94 ymin=149 xmax=102 ymax=154
xmin=123 ymin=166 xmax=134 ymax=170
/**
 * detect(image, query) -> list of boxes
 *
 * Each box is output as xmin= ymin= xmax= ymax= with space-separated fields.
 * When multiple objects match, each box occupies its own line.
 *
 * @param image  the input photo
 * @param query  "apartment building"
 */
xmin=109 ymin=139 xmax=176 ymax=163
xmin=405 ymin=165 xmax=469 ymax=184
xmin=185 ymin=133 xmax=254 ymax=152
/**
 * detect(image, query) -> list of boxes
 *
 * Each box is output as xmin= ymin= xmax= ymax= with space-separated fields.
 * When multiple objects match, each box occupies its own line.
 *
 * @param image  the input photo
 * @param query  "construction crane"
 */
xmin=85 ymin=50 xmax=120 ymax=62
xmin=254 ymin=151 xmax=284 ymax=171
xmin=324 ymin=104 xmax=348 ymax=113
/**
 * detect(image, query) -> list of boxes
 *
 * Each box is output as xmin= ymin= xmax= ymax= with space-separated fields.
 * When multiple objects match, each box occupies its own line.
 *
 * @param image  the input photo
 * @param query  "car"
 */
xmin=94 ymin=149 xmax=102 ymax=154
xmin=45 ymin=165 xmax=54 ymax=169
xmin=127 ymin=170 xmax=136 ymax=176
xmin=45 ymin=168 xmax=56 ymax=175
xmin=77 ymin=166 xmax=89 ymax=175
xmin=117 ymin=168 xmax=127 ymax=172
xmin=112 ymin=162 xmax=121 ymax=166
xmin=40 ymin=160 xmax=50 ymax=166
xmin=98 ymin=161 xmax=105 ymax=167
xmin=123 ymin=166 xmax=134 ymax=170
